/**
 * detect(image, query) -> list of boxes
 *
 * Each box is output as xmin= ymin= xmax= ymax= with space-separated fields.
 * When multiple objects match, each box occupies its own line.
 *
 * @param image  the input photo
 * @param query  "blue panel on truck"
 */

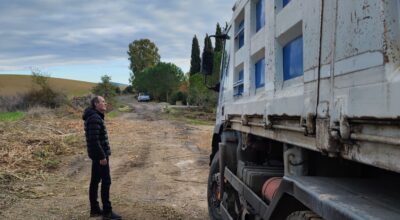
xmin=283 ymin=36 xmax=303 ymax=81
xmin=255 ymin=57 xmax=265 ymax=88
xmin=283 ymin=0 xmax=291 ymax=8
xmin=256 ymin=0 xmax=265 ymax=32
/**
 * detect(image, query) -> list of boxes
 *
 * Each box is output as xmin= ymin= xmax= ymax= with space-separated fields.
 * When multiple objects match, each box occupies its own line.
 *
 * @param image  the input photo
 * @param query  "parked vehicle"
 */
xmin=204 ymin=0 xmax=400 ymax=219
xmin=137 ymin=93 xmax=150 ymax=102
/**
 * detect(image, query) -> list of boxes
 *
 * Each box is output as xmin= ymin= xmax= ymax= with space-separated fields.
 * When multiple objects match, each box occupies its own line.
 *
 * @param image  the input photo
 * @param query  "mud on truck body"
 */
xmin=204 ymin=0 xmax=400 ymax=219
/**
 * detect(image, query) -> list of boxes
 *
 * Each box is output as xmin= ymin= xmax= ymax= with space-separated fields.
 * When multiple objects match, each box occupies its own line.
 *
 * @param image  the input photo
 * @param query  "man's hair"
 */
xmin=91 ymin=96 xmax=100 ymax=109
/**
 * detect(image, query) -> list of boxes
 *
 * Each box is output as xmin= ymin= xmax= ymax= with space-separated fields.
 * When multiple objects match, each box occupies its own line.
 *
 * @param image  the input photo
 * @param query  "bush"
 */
xmin=70 ymin=95 xmax=94 ymax=110
xmin=92 ymin=75 xmax=118 ymax=111
xmin=188 ymin=73 xmax=218 ymax=109
xmin=0 ymin=95 xmax=26 ymax=112
xmin=169 ymin=91 xmax=187 ymax=105
xmin=92 ymin=75 xmax=117 ymax=100
xmin=26 ymin=106 xmax=54 ymax=119
xmin=18 ymin=70 xmax=68 ymax=109
xmin=24 ymin=88 xmax=67 ymax=108
xmin=0 ymin=89 xmax=67 ymax=112
xmin=115 ymin=87 xmax=121 ymax=95
xmin=123 ymin=85 xmax=134 ymax=94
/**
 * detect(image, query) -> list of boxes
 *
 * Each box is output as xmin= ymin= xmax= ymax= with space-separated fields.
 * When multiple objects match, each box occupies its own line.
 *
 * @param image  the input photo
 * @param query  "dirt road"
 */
xmin=1 ymin=97 xmax=213 ymax=219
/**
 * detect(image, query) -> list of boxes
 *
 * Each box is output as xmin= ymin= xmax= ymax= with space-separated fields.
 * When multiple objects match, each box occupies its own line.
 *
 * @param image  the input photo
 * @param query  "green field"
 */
xmin=0 ymin=111 xmax=25 ymax=121
xmin=0 ymin=74 xmax=96 ymax=97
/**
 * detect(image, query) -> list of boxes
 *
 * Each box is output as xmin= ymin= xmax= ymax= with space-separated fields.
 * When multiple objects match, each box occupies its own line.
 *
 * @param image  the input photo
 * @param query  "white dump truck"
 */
xmin=203 ymin=0 xmax=400 ymax=219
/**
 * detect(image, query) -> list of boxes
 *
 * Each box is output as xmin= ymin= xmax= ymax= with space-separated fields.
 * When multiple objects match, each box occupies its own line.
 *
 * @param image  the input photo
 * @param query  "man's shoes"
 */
xmin=103 ymin=211 xmax=122 ymax=220
xmin=90 ymin=208 xmax=103 ymax=217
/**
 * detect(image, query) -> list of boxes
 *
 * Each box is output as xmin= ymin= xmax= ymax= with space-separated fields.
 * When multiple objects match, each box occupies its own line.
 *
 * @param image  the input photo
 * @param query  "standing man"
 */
xmin=83 ymin=96 xmax=122 ymax=220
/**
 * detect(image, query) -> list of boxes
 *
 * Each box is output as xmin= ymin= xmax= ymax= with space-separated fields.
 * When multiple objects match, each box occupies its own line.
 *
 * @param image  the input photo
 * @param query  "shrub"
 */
xmin=26 ymin=106 xmax=53 ymax=119
xmin=92 ymin=75 xmax=117 ymax=100
xmin=123 ymin=85 xmax=134 ymax=94
xmin=92 ymin=75 xmax=117 ymax=111
xmin=70 ymin=95 xmax=94 ymax=110
xmin=169 ymin=91 xmax=187 ymax=105
xmin=188 ymin=73 xmax=218 ymax=109
xmin=43 ymin=158 xmax=60 ymax=169
xmin=24 ymin=88 xmax=67 ymax=108
xmin=115 ymin=87 xmax=121 ymax=95
xmin=0 ymin=95 xmax=26 ymax=112
xmin=24 ymin=70 xmax=68 ymax=109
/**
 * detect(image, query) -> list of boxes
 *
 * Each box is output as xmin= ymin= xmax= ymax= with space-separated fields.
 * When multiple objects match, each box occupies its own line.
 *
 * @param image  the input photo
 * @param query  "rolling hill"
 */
xmin=0 ymin=74 xmax=96 ymax=97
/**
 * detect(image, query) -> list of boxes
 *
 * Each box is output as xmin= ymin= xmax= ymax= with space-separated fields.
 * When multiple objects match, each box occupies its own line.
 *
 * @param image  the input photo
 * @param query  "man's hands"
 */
xmin=100 ymin=158 xmax=108 ymax=166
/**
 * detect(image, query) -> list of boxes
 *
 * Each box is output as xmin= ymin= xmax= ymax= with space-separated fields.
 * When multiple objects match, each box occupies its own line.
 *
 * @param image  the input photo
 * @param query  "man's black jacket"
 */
xmin=82 ymin=107 xmax=111 ymax=160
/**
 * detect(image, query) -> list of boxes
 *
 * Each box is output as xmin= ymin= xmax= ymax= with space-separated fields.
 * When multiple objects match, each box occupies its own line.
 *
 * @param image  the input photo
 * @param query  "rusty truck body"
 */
xmin=205 ymin=0 xmax=400 ymax=219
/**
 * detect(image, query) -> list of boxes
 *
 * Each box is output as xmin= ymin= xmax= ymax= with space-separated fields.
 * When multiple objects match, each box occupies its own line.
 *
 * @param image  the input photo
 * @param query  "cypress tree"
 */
xmin=215 ymin=23 xmax=223 ymax=52
xmin=201 ymin=34 xmax=214 ymax=75
xmin=189 ymin=35 xmax=201 ymax=76
xmin=204 ymin=34 xmax=213 ymax=53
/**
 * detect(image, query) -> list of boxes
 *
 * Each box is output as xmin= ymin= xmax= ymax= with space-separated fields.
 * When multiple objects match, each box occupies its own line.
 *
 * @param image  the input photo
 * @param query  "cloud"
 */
xmin=0 ymin=0 xmax=233 ymax=75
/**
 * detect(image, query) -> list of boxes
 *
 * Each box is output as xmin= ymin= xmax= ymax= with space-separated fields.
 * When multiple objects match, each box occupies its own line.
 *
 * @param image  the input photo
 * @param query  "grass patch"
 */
xmin=108 ymin=102 xmax=132 ymax=117
xmin=163 ymin=107 xmax=178 ymax=114
xmin=43 ymin=158 xmax=60 ymax=169
xmin=163 ymin=106 xmax=214 ymax=125
xmin=107 ymin=111 xmax=120 ymax=118
xmin=63 ymin=135 xmax=82 ymax=146
xmin=32 ymin=146 xmax=61 ymax=169
xmin=33 ymin=148 xmax=50 ymax=160
xmin=118 ymin=105 xmax=133 ymax=112
xmin=187 ymin=118 xmax=214 ymax=126
xmin=0 ymin=111 xmax=25 ymax=121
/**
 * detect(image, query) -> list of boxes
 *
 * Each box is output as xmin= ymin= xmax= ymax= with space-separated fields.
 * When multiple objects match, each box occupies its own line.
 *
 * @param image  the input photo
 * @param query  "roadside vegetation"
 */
xmin=0 ymin=71 xmax=116 ymax=212
xmin=0 ymin=111 xmax=25 ymax=122
xmin=0 ymin=105 xmax=85 ymax=211
xmin=127 ymin=23 xmax=223 ymax=111
xmin=0 ymin=71 xmax=68 ymax=112
xmin=0 ymin=22 xmax=224 ymax=216
xmin=91 ymin=74 xmax=119 ymax=111
xmin=163 ymin=105 xmax=215 ymax=126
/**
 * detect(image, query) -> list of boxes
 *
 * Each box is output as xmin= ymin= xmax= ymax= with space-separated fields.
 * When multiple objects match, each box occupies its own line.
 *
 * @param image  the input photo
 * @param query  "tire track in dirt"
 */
xmin=87 ymin=98 xmax=211 ymax=219
xmin=108 ymin=116 xmax=210 ymax=219
xmin=0 ymin=97 xmax=213 ymax=220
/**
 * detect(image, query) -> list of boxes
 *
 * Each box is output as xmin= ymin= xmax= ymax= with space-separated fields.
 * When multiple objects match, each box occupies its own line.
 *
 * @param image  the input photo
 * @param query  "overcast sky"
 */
xmin=0 ymin=0 xmax=233 ymax=84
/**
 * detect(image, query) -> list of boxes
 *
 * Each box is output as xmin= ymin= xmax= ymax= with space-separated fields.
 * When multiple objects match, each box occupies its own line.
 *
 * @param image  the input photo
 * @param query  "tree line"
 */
xmin=125 ymin=23 xmax=225 ymax=109
xmin=188 ymin=23 xmax=223 ymax=109
xmin=2 ymin=23 xmax=226 ymax=112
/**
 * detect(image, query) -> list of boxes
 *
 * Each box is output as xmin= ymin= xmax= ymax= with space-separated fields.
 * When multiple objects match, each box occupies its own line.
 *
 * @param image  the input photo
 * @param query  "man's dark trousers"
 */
xmin=89 ymin=157 xmax=112 ymax=213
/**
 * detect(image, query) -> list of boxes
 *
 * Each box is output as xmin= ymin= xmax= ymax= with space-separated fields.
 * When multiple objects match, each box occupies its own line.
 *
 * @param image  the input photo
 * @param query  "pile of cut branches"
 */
xmin=0 ymin=107 xmax=85 ymax=174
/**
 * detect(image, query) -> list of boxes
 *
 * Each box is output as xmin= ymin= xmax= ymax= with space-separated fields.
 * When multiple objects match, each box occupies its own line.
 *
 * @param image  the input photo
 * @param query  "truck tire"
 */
xmin=208 ymin=150 xmax=222 ymax=220
xmin=286 ymin=211 xmax=323 ymax=220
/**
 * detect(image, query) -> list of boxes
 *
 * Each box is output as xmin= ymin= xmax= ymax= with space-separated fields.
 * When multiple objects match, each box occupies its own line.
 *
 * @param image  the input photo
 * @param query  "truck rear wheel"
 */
xmin=286 ymin=211 xmax=323 ymax=220
xmin=208 ymin=150 xmax=222 ymax=220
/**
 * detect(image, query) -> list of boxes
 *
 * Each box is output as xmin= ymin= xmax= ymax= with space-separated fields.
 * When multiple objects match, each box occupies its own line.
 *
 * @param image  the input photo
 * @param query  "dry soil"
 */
xmin=0 ymin=97 xmax=213 ymax=220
